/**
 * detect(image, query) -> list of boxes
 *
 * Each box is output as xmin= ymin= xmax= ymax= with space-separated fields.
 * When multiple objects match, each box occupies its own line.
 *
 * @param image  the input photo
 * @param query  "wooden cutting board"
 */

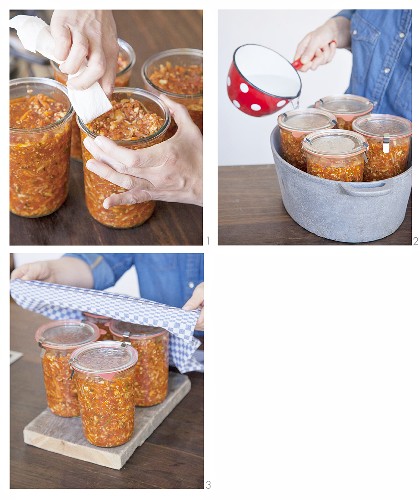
xmin=23 ymin=372 xmax=191 ymax=470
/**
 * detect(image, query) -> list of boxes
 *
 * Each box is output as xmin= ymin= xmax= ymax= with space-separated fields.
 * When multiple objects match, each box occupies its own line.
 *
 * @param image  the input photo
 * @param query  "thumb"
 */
xmin=50 ymin=22 xmax=71 ymax=62
xmin=183 ymin=283 xmax=204 ymax=311
xmin=160 ymin=94 xmax=193 ymax=131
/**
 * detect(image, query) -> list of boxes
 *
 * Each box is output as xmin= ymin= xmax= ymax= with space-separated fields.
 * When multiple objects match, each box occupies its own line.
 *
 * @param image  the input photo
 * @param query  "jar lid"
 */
xmin=69 ymin=341 xmax=138 ymax=375
xmin=35 ymin=320 xmax=100 ymax=350
xmin=110 ymin=319 xmax=167 ymax=339
xmin=302 ymin=129 xmax=368 ymax=157
xmin=352 ymin=113 xmax=412 ymax=139
xmin=278 ymin=108 xmax=337 ymax=132
xmin=316 ymin=94 xmax=373 ymax=115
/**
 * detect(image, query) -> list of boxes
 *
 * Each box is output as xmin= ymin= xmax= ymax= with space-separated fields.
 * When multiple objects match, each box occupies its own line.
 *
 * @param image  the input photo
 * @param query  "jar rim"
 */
xmin=9 ymin=77 xmax=74 ymax=133
xmin=316 ymin=94 xmax=374 ymax=115
xmin=352 ymin=113 xmax=412 ymax=139
xmin=278 ymin=108 xmax=337 ymax=132
xmin=76 ymin=87 xmax=171 ymax=145
xmin=109 ymin=319 xmax=168 ymax=339
xmin=35 ymin=319 xmax=100 ymax=350
xmin=302 ymin=129 xmax=368 ymax=158
xmin=142 ymin=48 xmax=203 ymax=99
xmin=70 ymin=340 xmax=138 ymax=374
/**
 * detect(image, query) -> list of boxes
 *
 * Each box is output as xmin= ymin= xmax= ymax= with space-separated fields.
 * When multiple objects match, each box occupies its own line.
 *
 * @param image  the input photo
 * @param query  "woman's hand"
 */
xmin=294 ymin=16 xmax=350 ymax=72
xmin=183 ymin=282 xmax=204 ymax=331
xmin=50 ymin=10 xmax=118 ymax=94
xmin=83 ymin=95 xmax=203 ymax=206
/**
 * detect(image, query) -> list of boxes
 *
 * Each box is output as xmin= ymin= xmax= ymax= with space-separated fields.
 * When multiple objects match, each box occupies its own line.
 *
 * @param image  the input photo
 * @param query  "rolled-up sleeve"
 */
xmin=334 ymin=10 xmax=355 ymax=21
xmin=64 ymin=253 xmax=135 ymax=290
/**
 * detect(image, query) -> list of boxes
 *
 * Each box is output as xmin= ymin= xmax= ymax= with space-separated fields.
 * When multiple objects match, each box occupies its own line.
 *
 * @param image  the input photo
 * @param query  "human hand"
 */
xmin=294 ymin=17 xmax=350 ymax=72
xmin=183 ymin=282 xmax=204 ymax=331
xmin=83 ymin=95 xmax=203 ymax=206
xmin=50 ymin=10 xmax=118 ymax=94
xmin=11 ymin=257 xmax=94 ymax=288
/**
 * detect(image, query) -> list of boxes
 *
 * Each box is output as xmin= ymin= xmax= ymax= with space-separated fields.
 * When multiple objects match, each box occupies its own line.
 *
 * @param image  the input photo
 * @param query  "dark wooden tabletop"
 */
xmin=218 ymin=165 xmax=412 ymax=245
xmin=10 ymin=301 xmax=204 ymax=489
xmin=10 ymin=10 xmax=203 ymax=246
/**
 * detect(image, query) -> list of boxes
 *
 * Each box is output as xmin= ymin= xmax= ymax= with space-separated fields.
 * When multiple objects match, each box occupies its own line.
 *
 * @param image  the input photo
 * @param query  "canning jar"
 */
xmin=352 ymin=114 xmax=411 ymax=181
xmin=82 ymin=312 xmax=113 ymax=340
xmin=278 ymin=109 xmax=337 ymax=171
xmin=51 ymin=38 xmax=136 ymax=160
xmin=10 ymin=77 xmax=73 ymax=217
xmin=70 ymin=341 xmax=138 ymax=447
xmin=35 ymin=320 xmax=100 ymax=417
xmin=302 ymin=129 xmax=368 ymax=181
xmin=77 ymin=88 xmax=170 ymax=228
xmin=110 ymin=320 xmax=169 ymax=407
xmin=315 ymin=94 xmax=373 ymax=131
xmin=142 ymin=48 xmax=203 ymax=135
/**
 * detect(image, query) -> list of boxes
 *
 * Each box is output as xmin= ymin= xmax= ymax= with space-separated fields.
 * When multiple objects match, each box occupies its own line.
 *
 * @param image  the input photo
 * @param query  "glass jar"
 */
xmin=278 ymin=109 xmax=337 ymax=171
xmin=302 ymin=129 xmax=368 ymax=181
xmin=142 ymin=48 xmax=203 ymax=135
xmin=70 ymin=341 xmax=138 ymax=447
xmin=82 ymin=312 xmax=113 ymax=340
xmin=35 ymin=320 xmax=100 ymax=417
xmin=352 ymin=114 xmax=411 ymax=181
xmin=110 ymin=320 xmax=169 ymax=407
xmin=51 ymin=38 xmax=136 ymax=160
xmin=10 ymin=77 xmax=73 ymax=217
xmin=77 ymin=88 xmax=170 ymax=228
xmin=315 ymin=94 xmax=373 ymax=131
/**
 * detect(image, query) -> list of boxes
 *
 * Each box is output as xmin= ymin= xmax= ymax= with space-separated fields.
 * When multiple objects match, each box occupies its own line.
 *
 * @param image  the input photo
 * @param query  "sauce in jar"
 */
xmin=35 ymin=320 xmax=100 ymax=417
xmin=110 ymin=320 xmax=169 ymax=407
xmin=315 ymin=94 xmax=373 ymax=131
xmin=302 ymin=129 xmax=368 ymax=182
xmin=52 ymin=38 xmax=136 ymax=160
xmin=10 ymin=78 xmax=73 ymax=218
xmin=278 ymin=109 xmax=336 ymax=171
xmin=77 ymin=89 xmax=170 ymax=228
xmin=142 ymin=49 xmax=203 ymax=135
xmin=82 ymin=312 xmax=113 ymax=340
xmin=70 ymin=341 xmax=138 ymax=447
xmin=352 ymin=114 xmax=411 ymax=181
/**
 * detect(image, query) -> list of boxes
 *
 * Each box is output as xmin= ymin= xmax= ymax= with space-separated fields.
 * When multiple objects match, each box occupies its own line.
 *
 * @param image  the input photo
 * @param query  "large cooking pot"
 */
xmin=270 ymin=127 xmax=412 ymax=243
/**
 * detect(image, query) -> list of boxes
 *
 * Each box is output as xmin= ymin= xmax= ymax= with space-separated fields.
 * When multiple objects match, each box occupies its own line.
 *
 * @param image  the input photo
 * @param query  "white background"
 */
xmin=218 ymin=9 xmax=353 ymax=165
xmin=4 ymin=0 xmax=420 ymax=499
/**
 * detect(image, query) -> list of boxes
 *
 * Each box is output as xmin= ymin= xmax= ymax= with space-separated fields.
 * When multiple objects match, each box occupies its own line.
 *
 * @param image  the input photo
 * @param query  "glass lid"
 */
xmin=35 ymin=320 xmax=100 ymax=349
xmin=352 ymin=114 xmax=412 ymax=138
xmin=302 ymin=129 xmax=368 ymax=156
xmin=110 ymin=319 xmax=167 ymax=338
xmin=317 ymin=94 xmax=373 ymax=114
xmin=278 ymin=108 xmax=336 ymax=132
xmin=70 ymin=341 xmax=138 ymax=374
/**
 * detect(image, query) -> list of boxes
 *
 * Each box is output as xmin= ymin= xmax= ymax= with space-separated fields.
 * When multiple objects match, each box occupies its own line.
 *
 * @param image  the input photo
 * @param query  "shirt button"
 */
xmin=399 ymin=32 xmax=405 ymax=38
xmin=384 ymin=67 xmax=391 ymax=74
xmin=352 ymin=29 xmax=358 ymax=35
xmin=188 ymin=281 xmax=195 ymax=289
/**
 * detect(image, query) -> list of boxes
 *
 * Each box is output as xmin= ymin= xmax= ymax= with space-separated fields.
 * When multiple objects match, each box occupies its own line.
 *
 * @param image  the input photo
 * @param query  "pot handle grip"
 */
xmin=292 ymin=40 xmax=337 ymax=70
xmin=339 ymin=181 xmax=392 ymax=197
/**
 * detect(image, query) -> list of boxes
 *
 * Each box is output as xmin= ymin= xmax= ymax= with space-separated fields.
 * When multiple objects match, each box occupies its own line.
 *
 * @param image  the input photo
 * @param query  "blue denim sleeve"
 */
xmin=334 ymin=10 xmax=355 ymax=21
xmin=63 ymin=253 xmax=135 ymax=290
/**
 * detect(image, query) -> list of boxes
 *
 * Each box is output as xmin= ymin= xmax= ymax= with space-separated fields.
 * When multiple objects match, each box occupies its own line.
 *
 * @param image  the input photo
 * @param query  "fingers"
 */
xmin=85 ymin=136 xmax=139 ymax=170
xmin=195 ymin=309 xmax=204 ymax=331
xmin=50 ymin=22 xmax=72 ymax=62
xmin=11 ymin=263 xmax=44 ymax=281
xmin=104 ymin=189 xmax=153 ymax=209
xmin=293 ymin=34 xmax=310 ymax=63
xmin=86 ymin=159 xmax=137 ymax=190
xmin=99 ymin=38 xmax=119 ymax=96
xmin=59 ymin=31 xmax=89 ymax=76
xmin=183 ymin=283 xmax=204 ymax=310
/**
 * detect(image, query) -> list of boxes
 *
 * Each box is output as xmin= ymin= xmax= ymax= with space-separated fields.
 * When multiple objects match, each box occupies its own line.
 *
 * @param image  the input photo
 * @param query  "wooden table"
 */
xmin=10 ymin=302 xmax=204 ymax=489
xmin=10 ymin=10 xmax=203 ymax=246
xmin=219 ymin=165 xmax=412 ymax=245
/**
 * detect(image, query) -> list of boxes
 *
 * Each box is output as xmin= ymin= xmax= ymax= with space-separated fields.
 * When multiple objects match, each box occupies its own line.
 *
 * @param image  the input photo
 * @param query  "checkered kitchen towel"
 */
xmin=10 ymin=279 xmax=203 ymax=373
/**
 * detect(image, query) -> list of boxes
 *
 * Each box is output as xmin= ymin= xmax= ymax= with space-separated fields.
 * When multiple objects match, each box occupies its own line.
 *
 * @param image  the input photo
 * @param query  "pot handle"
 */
xmin=339 ymin=181 xmax=391 ymax=197
xmin=292 ymin=40 xmax=337 ymax=70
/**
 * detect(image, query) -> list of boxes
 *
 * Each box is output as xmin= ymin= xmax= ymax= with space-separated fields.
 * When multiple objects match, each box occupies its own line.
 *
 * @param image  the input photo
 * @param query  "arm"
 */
xmin=10 ymin=256 xmax=94 ymax=287
xmin=83 ymin=95 xmax=203 ymax=207
xmin=293 ymin=13 xmax=352 ymax=72
xmin=50 ymin=10 xmax=118 ymax=94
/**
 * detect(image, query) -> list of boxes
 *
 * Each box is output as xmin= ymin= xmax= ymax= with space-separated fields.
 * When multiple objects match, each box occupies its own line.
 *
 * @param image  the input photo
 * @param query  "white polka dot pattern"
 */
xmin=233 ymin=100 xmax=240 ymax=108
xmin=240 ymin=82 xmax=249 ymax=93
xmin=251 ymin=104 xmax=261 ymax=111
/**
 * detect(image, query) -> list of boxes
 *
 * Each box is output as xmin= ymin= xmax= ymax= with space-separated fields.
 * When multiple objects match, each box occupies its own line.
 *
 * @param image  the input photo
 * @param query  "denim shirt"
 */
xmin=64 ymin=253 xmax=204 ymax=309
xmin=336 ymin=10 xmax=412 ymax=120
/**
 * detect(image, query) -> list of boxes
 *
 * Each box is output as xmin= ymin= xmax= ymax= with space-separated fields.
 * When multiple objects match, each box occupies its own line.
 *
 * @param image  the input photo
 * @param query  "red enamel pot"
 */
xmin=227 ymin=44 xmax=302 ymax=117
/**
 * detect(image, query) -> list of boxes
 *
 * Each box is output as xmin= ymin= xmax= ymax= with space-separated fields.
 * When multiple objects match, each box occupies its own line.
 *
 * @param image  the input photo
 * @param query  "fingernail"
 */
xmin=94 ymin=135 xmax=106 ymax=146
xmin=103 ymin=199 xmax=110 ymax=210
xmin=83 ymin=137 xmax=92 ymax=147
xmin=86 ymin=160 xmax=94 ymax=171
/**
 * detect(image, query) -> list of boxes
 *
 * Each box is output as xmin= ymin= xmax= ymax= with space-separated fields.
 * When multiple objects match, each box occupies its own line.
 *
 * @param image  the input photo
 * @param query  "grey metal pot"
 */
xmin=270 ymin=127 xmax=412 ymax=243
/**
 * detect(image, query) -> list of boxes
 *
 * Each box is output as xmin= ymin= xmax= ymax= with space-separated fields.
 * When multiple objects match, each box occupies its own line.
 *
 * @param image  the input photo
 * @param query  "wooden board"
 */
xmin=23 ymin=373 xmax=191 ymax=470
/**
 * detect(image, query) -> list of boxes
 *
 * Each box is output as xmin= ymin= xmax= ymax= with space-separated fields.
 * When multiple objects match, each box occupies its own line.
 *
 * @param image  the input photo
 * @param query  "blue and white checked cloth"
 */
xmin=10 ymin=279 xmax=203 ymax=373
